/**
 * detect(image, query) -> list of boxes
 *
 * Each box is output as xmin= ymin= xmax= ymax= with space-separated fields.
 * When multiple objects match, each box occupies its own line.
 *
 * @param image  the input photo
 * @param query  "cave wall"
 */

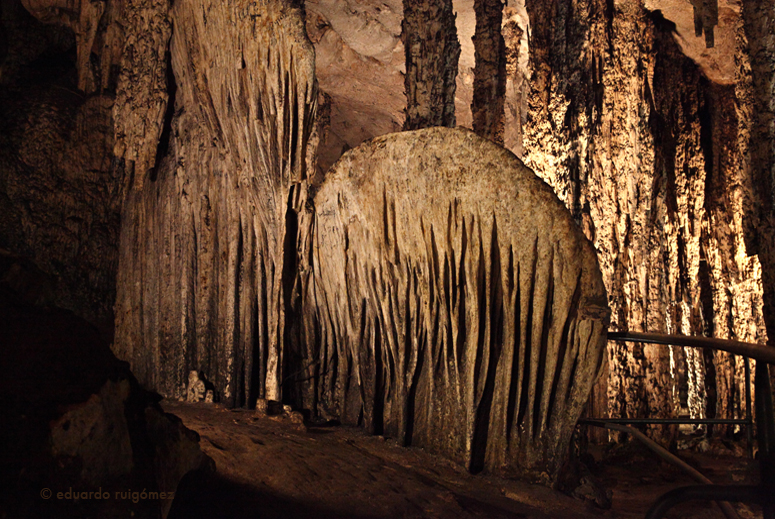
xmin=740 ymin=0 xmax=775 ymax=342
xmin=3 ymin=0 xmax=772 ymax=457
xmin=0 ymin=0 xmax=123 ymax=332
xmin=305 ymin=0 xmax=405 ymax=174
xmin=519 ymin=0 xmax=768 ymax=440
xmin=113 ymin=0 xmax=317 ymax=405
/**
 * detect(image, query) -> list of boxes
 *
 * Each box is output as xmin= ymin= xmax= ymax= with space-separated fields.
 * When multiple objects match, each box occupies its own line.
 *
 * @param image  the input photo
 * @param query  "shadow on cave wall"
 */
xmin=0 ymin=0 xmax=122 ymax=339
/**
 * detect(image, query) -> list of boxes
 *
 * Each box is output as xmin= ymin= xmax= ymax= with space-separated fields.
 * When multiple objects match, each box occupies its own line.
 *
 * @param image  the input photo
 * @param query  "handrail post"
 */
xmin=745 ymin=357 xmax=753 ymax=459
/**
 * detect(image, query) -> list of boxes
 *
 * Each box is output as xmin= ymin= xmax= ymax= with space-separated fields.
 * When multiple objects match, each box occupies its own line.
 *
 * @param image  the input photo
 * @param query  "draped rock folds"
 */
xmin=305 ymin=127 xmax=610 ymax=484
xmin=114 ymin=0 xmax=316 ymax=406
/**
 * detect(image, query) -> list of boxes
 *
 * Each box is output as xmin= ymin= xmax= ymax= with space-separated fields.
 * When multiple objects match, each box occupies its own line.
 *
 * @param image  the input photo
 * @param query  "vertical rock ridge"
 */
xmin=114 ymin=0 xmax=317 ymax=405
xmin=521 ymin=0 xmax=768 ymax=442
xmin=471 ymin=0 xmax=506 ymax=144
xmin=401 ymin=0 xmax=460 ymax=129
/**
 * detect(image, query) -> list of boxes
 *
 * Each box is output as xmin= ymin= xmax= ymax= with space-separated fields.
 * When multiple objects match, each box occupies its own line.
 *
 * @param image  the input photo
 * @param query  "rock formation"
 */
xmin=520 ymin=0 xmax=768 ymax=442
xmin=0 ymin=252 xmax=211 ymax=519
xmin=471 ymin=0 xmax=506 ymax=144
xmin=740 ymin=0 xmax=775 ymax=342
xmin=300 ymin=127 xmax=609 ymax=484
xmin=0 ymin=0 xmax=122 ymax=333
xmin=113 ymin=0 xmax=318 ymax=407
xmin=2 ymin=0 xmax=773 ymax=496
xmin=305 ymin=0 xmax=405 ymax=173
xmin=401 ymin=0 xmax=460 ymax=130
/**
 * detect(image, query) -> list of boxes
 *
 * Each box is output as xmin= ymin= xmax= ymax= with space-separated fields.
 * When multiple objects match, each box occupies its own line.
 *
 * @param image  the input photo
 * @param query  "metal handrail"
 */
xmin=603 ymin=331 xmax=757 ymax=456
xmin=608 ymin=331 xmax=775 ymax=365
xmin=579 ymin=331 xmax=775 ymax=519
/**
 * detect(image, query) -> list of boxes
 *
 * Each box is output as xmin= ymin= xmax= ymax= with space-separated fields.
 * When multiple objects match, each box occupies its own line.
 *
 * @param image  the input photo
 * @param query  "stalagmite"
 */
xmin=301 ymin=127 xmax=610 ymax=484
xmin=113 ymin=0 xmax=317 ymax=405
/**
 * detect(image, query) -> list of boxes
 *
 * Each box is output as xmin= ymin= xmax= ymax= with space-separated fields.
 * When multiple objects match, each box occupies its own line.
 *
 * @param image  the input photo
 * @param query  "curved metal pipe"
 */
xmin=582 ymin=421 xmax=740 ymax=519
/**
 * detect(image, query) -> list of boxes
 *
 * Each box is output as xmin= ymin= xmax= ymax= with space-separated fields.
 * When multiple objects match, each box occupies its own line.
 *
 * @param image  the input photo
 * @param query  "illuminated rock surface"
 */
xmin=113 ymin=0 xmax=317 ymax=405
xmin=301 ymin=127 xmax=610 ymax=483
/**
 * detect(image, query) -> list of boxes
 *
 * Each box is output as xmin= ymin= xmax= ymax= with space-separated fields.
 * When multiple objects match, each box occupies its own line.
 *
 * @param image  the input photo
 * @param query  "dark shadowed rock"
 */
xmin=0 ymin=255 xmax=212 ymax=519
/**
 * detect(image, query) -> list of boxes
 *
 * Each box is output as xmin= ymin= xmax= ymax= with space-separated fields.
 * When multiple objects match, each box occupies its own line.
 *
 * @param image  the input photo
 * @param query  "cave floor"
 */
xmin=163 ymin=401 xmax=760 ymax=519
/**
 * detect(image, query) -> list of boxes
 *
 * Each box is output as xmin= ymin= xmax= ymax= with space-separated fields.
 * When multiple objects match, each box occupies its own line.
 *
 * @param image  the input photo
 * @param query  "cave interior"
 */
xmin=1 ymin=0 xmax=775 ymax=517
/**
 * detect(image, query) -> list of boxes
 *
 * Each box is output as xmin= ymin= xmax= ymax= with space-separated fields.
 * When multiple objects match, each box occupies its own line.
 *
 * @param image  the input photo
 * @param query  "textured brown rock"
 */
xmin=471 ymin=0 xmax=506 ymax=144
xmin=301 ymin=127 xmax=609 ymax=484
xmin=21 ymin=0 xmax=103 ymax=93
xmin=739 ymin=0 xmax=775 ymax=343
xmin=112 ymin=0 xmax=172 ymax=189
xmin=0 ymin=1 xmax=121 ymax=330
xmin=401 ymin=0 xmax=460 ymax=129
xmin=520 ymin=0 xmax=768 ymax=443
xmin=113 ymin=0 xmax=317 ymax=406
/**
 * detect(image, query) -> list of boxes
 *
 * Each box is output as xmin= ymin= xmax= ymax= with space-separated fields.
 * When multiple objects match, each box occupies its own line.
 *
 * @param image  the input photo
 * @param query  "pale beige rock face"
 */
xmin=113 ymin=0 xmax=317 ymax=405
xmin=306 ymin=0 xmax=405 ymax=173
xmin=303 ymin=127 xmax=609 ymax=484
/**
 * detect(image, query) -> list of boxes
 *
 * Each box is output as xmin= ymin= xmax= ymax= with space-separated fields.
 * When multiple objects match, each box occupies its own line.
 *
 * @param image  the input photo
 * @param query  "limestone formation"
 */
xmin=300 ymin=127 xmax=609 ymax=484
xmin=113 ymin=0 xmax=318 ymax=406
xmin=186 ymin=370 xmax=205 ymax=403
xmin=304 ymin=0 xmax=405 ymax=173
xmin=521 ymin=0 xmax=768 ymax=442
xmin=401 ymin=0 xmax=460 ymax=129
xmin=740 ymin=0 xmax=775 ymax=343
xmin=112 ymin=0 xmax=172 ymax=189
xmin=471 ymin=0 xmax=506 ymax=144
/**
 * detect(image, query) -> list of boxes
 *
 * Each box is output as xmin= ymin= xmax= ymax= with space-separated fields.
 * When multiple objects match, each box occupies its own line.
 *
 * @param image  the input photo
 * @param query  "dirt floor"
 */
xmin=164 ymin=401 xmax=762 ymax=519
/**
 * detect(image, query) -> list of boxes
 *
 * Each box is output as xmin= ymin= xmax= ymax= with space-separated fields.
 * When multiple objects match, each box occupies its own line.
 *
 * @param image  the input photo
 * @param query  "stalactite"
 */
xmin=471 ymin=0 xmax=506 ymax=144
xmin=112 ymin=0 xmax=172 ymax=191
xmin=401 ymin=0 xmax=460 ymax=130
xmin=300 ymin=127 xmax=609 ymax=485
xmin=113 ymin=0 xmax=317 ymax=405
